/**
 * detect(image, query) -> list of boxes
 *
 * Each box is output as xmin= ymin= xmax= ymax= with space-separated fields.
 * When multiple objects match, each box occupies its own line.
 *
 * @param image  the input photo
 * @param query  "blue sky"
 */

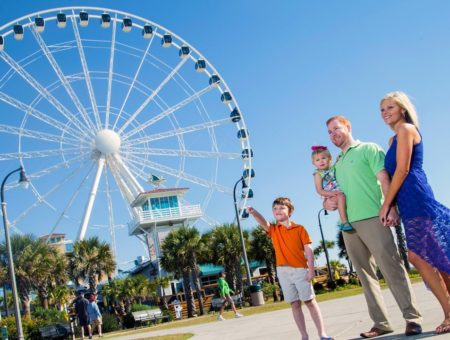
xmin=1 ymin=0 xmax=449 ymax=270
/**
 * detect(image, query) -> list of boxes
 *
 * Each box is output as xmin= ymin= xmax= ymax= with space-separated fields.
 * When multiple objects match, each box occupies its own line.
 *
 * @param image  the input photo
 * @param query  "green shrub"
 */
xmin=122 ymin=312 xmax=135 ymax=329
xmin=32 ymin=307 xmax=68 ymax=323
xmin=101 ymin=313 xmax=121 ymax=333
xmin=261 ymin=283 xmax=278 ymax=301
xmin=130 ymin=303 xmax=152 ymax=312
xmin=0 ymin=316 xmax=47 ymax=340
xmin=336 ymin=278 xmax=347 ymax=286
xmin=313 ymin=282 xmax=325 ymax=293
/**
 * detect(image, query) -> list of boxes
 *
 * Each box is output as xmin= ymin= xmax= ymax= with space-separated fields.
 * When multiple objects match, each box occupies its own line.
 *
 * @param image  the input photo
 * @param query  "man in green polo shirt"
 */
xmin=325 ymin=116 xmax=422 ymax=338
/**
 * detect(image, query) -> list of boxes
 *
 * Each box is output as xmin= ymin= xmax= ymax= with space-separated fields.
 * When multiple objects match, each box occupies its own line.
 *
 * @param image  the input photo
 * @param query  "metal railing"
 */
xmin=128 ymin=204 xmax=202 ymax=233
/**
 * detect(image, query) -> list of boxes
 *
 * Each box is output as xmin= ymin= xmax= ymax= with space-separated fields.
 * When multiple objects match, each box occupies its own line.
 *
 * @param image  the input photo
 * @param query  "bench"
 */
xmin=39 ymin=323 xmax=72 ymax=340
xmin=210 ymin=294 xmax=244 ymax=312
xmin=131 ymin=308 xmax=169 ymax=327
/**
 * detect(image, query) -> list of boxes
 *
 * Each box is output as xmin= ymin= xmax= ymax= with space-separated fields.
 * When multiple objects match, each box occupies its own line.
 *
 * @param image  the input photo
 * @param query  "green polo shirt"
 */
xmin=334 ymin=141 xmax=385 ymax=222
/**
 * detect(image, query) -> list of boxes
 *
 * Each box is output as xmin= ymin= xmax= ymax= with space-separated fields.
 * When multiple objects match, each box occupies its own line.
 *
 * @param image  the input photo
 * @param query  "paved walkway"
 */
xmin=110 ymin=283 xmax=446 ymax=339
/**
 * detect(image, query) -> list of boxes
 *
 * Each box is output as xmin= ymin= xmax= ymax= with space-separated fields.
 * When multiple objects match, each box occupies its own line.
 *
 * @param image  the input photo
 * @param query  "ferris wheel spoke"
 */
xmin=124 ymin=146 xmax=241 ymax=159
xmin=105 ymin=16 xmax=117 ymax=129
xmin=0 ymin=123 xmax=80 ymax=145
xmin=70 ymin=12 xmax=102 ymax=130
xmin=118 ymin=57 xmax=190 ymax=134
xmin=0 ymin=147 xmax=89 ymax=161
xmin=123 ymin=117 xmax=231 ymax=147
xmin=122 ymin=84 xmax=214 ymax=140
xmin=0 ymin=91 xmax=88 ymax=140
xmin=0 ymin=51 xmax=93 ymax=138
xmin=11 ymin=159 xmax=91 ymax=227
xmin=28 ymin=20 xmax=97 ymax=131
xmin=112 ymin=27 xmax=158 ymax=131
xmin=126 ymin=155 xmax=232 ymax=194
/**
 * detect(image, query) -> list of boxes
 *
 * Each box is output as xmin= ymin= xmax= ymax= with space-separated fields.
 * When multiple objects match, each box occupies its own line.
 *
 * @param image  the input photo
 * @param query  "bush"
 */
xmin=122 ymin=312 xmax=135 ymax=329
xmin=32 ymin=307 xmax=68 ymax=323
xmin=313 ymin=282 xmax=325 ymax=293
xmin=261 ymin=283 xmax=278 ymax=301
xmin=101 ymin=313 xmax=121 ymax=333
xmin=0 ymin=316 xmax=47 ymax=340
xmin=130 ymin=303 xmax=152 ymax=312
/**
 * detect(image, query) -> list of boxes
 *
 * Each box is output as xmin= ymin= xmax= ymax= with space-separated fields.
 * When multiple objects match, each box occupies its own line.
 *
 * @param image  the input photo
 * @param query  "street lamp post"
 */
xmin=233 ymin=177 xmax=252 ymax=286
xmin=317 ymin=208 xmax=334 ymax=287
xmin=1 ymin=166 xmax=29 ymax=340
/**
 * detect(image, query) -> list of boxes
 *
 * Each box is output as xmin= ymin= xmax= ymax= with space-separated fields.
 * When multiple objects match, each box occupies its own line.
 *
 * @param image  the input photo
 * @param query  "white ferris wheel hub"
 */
xmin=95 ymin=129 xmax=121 ymax=154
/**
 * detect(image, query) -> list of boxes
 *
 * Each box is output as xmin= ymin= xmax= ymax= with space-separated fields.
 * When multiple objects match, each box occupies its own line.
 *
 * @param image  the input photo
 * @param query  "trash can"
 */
xmin=1 ymin=325 xmax=8 ymax=340
xmin=249 ymin=284 xmax=265 ymax=306
xmin=174 ymin=304 xmax=183 ymax=319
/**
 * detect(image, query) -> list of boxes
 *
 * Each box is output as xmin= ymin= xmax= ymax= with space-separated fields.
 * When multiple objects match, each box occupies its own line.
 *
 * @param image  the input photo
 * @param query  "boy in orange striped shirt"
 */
xmin=248 ymin=197 xmax=333 ymax=340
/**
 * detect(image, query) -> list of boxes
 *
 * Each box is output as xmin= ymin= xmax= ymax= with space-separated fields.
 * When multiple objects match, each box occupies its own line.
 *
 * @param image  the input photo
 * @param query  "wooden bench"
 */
xmin=39 ymin=323 xmax=72 ymax=339
xmin=131 ymin=308 xmax=169 ymax=327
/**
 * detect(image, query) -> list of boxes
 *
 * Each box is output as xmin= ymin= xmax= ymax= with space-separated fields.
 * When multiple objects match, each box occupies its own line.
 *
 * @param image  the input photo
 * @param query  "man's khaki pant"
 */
xmin=343 ymin=217 xmax=422 ymax=330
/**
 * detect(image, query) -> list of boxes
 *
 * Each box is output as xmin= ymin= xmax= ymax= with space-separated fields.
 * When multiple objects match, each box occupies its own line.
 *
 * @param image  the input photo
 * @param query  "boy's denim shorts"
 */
xmin=277 ymin=266 xmax=315 ymax=302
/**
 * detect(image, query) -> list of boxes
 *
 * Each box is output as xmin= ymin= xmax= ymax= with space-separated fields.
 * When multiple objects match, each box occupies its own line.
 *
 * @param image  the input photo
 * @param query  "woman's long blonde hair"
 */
xmin=381 ymin=91 xmax=419 ymax=128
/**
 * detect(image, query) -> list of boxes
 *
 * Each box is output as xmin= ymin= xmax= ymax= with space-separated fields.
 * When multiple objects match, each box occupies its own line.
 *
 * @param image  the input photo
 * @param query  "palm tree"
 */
xmin=330 ymin=260 xmax=345 ymax=280
xmin=154 ymin=276 xmax=171 ymax=310
xmin=0 ymin=234 xmax=35 ymax=316
xmin=49 ymin=285 xmax=73 ymax=311
xmin=207 ymin=224 xmax=244 ymax=294
xmin=248 ymin=226 xmax=278 ymax=301
xmin=160 ymin=228 xmax=195 ymax=318
xmin=101 ymin=278 xmax=125 ymax=311
xmin=68 ymin=237 xmax=116 ymax=294
xmin=129 ymin=275 xmax=156 ymax=304
xmin=25 ymin=239 xmax=68 ymax=309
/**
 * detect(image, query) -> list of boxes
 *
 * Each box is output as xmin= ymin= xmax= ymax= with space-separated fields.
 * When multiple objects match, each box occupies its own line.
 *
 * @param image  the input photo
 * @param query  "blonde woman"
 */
xmin=380 ymin=91 xmax=450 ymax=335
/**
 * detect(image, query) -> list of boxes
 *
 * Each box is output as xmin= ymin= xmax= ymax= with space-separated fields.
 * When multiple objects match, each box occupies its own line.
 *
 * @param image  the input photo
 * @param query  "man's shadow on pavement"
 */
xmin=349 ymin=330 xmax=444 ymax=340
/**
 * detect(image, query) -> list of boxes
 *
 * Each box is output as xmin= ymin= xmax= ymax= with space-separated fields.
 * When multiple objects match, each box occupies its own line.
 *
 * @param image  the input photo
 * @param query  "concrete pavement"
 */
xmin=109 ymin=283 xmax=446 ymax=339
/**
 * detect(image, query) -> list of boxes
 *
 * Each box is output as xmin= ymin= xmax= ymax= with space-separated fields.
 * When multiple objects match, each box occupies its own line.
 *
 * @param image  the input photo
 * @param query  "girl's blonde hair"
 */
xmin=381 ymin=91 xmax=419 ymax=128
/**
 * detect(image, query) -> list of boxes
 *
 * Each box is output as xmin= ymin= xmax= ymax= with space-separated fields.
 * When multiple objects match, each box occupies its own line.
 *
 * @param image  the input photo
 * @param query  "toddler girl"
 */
xmin=311 ymin=145 xmax=353 ymax=231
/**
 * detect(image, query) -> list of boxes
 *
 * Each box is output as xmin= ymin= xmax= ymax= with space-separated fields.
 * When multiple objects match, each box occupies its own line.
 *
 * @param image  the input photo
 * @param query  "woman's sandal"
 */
xmin=435 ymin=319 xmax=450 ymax=334
xmin=339 ymin=221 xmax=354 ymax=232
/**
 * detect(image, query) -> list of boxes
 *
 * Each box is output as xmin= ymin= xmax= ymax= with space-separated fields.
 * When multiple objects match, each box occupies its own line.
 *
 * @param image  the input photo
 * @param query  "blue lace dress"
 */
xmin=385 ymin=135 xmax=450 ymax=273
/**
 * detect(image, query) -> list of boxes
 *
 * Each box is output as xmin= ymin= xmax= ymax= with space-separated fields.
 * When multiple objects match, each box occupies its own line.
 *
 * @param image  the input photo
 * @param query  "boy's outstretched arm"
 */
xmin=247 ymin=207 xmax=270 ymax=232
xmin=304 ymin=243 xmax=315 ymax=282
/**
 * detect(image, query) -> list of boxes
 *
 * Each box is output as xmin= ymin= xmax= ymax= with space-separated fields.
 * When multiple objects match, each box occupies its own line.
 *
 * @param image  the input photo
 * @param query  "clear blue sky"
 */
xmin=1 ymin=0 xmax=449 ymax=269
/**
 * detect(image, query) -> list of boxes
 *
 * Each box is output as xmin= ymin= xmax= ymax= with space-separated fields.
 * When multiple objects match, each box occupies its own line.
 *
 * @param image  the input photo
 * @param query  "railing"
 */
xmin=129 ymin=204 xmax=202 ymax=233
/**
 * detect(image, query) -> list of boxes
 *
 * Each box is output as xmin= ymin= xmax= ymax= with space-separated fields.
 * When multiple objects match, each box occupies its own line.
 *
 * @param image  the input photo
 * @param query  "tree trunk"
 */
xmin=267 ymin=263 xmax=279 ymax=302
xmin=190 ymin=257 xmax=204 ymax=315
xmin=39 ymin=289 xmax=49 ymax=309
xmin=182 ymin=269 xmax=195 ymax=318
xmin=395 ymin=225 xmax=410 ymax=272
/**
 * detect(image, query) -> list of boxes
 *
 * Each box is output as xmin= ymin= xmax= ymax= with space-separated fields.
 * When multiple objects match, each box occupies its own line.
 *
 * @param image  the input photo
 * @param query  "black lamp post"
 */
xmin=317 ymin=208 xmax=334 ymax=287
xmin=1 ymin=166 xmax=29 ymax=340
xmin=233 ymin=176 xmax=252 ymax=286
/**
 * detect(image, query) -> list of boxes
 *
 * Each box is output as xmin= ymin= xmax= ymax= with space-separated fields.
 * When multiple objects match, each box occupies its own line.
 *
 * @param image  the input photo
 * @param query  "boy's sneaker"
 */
xmin=217 ymin=315 xmax=225 ymax=321
xmin=235 ymin=313 xmax=243 ymax=318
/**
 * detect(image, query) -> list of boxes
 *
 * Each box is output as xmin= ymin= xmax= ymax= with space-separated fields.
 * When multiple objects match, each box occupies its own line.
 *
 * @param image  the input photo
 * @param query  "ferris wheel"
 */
xmin=0 ymin=7 xmax=253 ymax=258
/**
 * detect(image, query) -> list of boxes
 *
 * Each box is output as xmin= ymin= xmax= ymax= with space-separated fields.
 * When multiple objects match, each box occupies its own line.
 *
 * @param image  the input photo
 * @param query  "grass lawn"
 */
xmin=102 ymin=276 xmax=423 ymax=339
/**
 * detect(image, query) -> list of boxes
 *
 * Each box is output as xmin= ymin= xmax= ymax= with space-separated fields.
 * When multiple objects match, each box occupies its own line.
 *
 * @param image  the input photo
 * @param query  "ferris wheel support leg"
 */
xmin=77 ymin=157 xmax=105 ymax=240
